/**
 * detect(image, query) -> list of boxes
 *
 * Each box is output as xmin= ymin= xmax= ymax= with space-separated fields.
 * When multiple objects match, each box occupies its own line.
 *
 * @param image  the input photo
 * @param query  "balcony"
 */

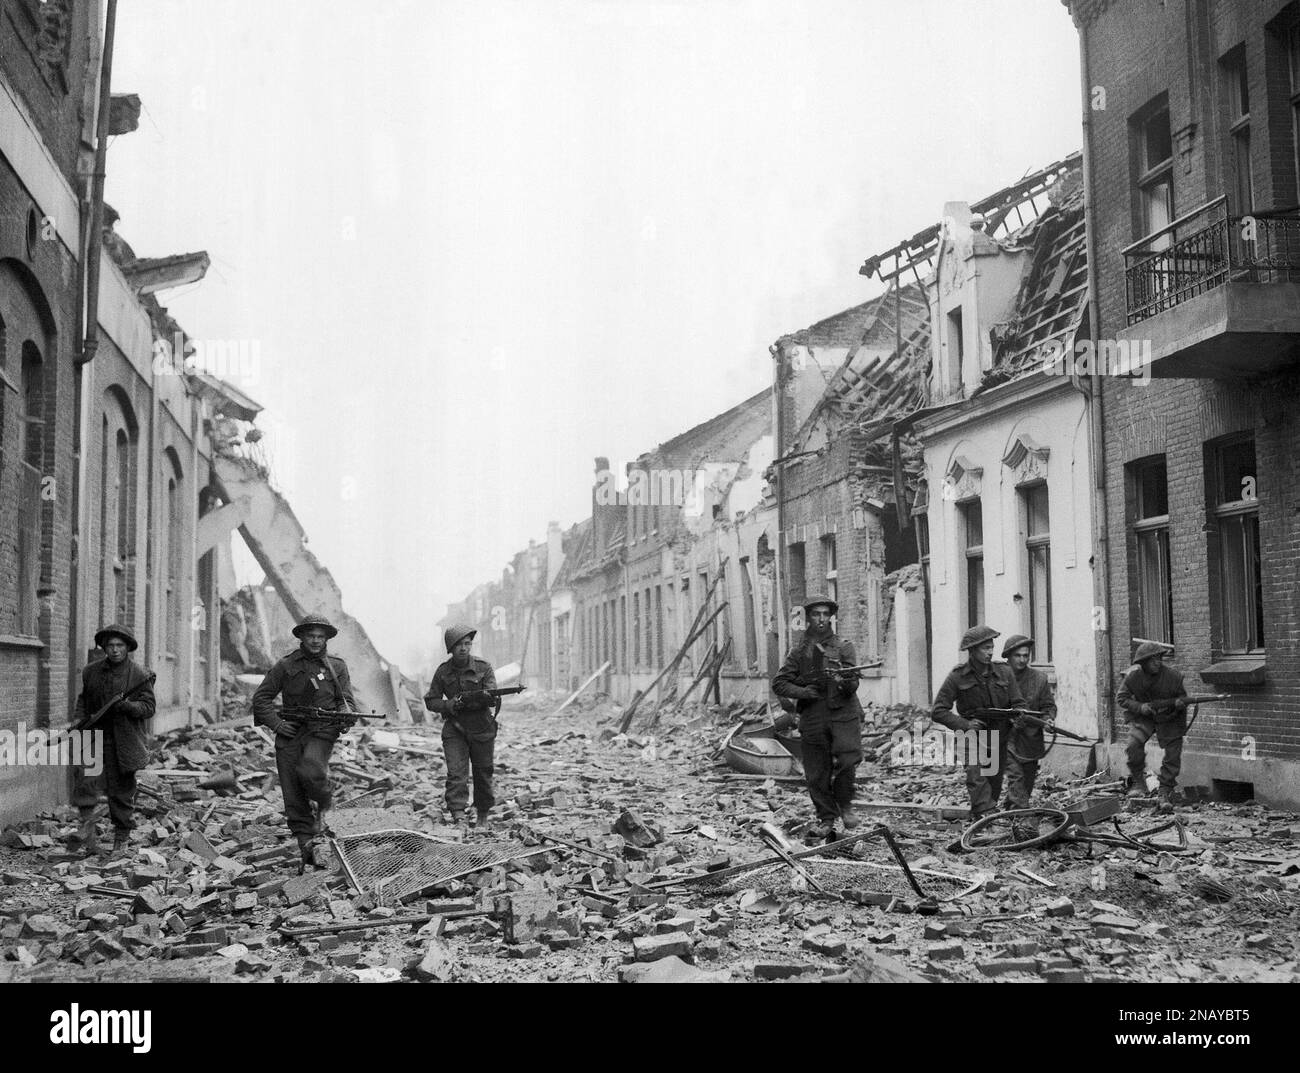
xmin=1121 ymin=197 xmax=1300 ymax=378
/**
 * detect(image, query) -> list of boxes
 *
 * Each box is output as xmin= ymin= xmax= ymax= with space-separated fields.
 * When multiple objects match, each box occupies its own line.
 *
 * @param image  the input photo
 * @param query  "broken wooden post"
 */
xmin=552 ymin=660 xmax=611 ymax=716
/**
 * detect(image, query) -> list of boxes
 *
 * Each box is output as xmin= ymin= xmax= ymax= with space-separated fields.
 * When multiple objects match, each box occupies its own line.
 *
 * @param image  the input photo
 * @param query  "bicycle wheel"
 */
xmin=960 ymin=807 xmax=1071 ymax=852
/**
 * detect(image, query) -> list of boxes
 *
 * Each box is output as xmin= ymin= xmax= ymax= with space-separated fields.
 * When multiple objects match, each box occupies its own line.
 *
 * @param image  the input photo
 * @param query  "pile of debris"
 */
xmin=0 ymin=693 xmax=1297 ymax=983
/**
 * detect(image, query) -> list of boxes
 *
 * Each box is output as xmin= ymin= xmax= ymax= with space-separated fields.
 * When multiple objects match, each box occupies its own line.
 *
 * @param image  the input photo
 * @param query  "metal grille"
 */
xmin=332 ymin=828 xmax=546 ymax=906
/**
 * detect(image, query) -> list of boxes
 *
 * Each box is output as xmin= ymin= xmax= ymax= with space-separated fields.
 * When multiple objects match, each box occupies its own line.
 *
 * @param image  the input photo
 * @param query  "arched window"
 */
xmin=17 ymin=342 xmax=44 ymax=633
xmin=99 ymin=389 xmax=138 ymax=628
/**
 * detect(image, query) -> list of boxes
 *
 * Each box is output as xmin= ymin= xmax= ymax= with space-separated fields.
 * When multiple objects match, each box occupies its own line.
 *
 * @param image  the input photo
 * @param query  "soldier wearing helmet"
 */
xmin=999 ymin=635 xmax=1056 ymax=814
xmin=68 ymin=623 xmax=156 ymax=857
xmin=1117 ymin=641 xmax=1187 ymax=813
xmin=424 ymin=625 xmax=501 ymax=832
xmin=930 ymin=624 xmax=1027 ymax=819
xmin=253 ymin=613 xmax=357 ymax=868
xmin=772 ymin=595 xmax=866 ymax=840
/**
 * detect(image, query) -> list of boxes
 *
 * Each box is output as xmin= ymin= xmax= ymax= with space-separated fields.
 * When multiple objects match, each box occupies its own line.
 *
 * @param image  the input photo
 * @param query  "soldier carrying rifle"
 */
xmin=1118 ymin=641 xmax=1190 ymax=814
xmin=424 ymin=625 xmax=507 ymax=833
xmin=253 ymin=613 xmax=358 ymax=867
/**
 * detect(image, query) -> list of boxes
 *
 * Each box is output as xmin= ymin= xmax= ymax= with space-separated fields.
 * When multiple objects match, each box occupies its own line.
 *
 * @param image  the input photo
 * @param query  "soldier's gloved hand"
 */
xmin=1174 ymin=698 xmax=1188 ymax=713
xmin=965 ymin=718 xmax=986 ymax=732
xmin=449 ymin=696 xmax=464 ymax=714
xmin=274 ymin=720 xmax=298 ymax=738
xmin=1138 ymin=703 xmax=1156 ymax=718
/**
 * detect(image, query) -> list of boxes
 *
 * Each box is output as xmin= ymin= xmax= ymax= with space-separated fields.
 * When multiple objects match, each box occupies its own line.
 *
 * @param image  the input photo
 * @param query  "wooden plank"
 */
xmin=552 ymin=660 xmax=611 ymax=716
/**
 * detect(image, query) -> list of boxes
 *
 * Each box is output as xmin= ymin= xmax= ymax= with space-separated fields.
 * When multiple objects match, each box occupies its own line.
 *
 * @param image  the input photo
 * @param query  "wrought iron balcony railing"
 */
xmin=1123 ymin=196 xmax=1300 ymax=325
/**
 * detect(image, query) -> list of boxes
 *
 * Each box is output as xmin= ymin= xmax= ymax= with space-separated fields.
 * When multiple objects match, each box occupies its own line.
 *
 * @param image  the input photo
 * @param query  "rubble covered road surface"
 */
xmin=2 ymin=694 xmax=1298 ymax=984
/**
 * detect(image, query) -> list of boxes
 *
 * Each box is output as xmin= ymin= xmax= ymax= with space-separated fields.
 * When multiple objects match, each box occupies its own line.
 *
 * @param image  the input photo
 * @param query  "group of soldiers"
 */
xmin=69 ymin=615 xmax=502 ymax=870
xmin=68 ymin=603 xmax=1192 ymax=866
xmin=770 ymin=602 xmax=1192 ymax=841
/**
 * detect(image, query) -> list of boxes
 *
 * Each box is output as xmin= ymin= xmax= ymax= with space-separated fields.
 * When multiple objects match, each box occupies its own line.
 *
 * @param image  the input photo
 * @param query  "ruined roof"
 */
xmin=859 ymin=151 xmax=1083 ymax=285
xmin=983 ymin=171 xmax=1088 ymax=387
xmin=782 ymin=281 xmax=932 ymax=454
xmin=647 ymin=388 xmax=770 ymax=469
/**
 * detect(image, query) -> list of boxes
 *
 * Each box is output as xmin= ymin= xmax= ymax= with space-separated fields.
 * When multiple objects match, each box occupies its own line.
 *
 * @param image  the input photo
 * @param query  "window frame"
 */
xmin=959 ymin=498 xmax=985 ymax=629
xmin=1133 ymin=100 xmax=1176 ymax=245
xmin=1021 ymin=482 xmax=1053 ymax=662
xmin=1223 ymin=47 xmax=1254 ymax=214
xmin=1209 ymin=436 xmax=1265 ymax=656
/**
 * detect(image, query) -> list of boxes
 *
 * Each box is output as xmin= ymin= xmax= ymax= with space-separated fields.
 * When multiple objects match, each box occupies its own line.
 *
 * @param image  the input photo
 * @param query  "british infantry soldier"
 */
xmin=253 ymin=613 xmax=357 ymax=867
xmin=772 ymin=595 xmax=865 ymax=839
xmin=1118 ymin=641 xmax=1188 ymax=814
xmin=930 ymin=625 xmax=1027 ymax=820
xmin=999 ymin=635 xmax=1056 ymax=813
xmin=424 ymin=625 xmax=501 ymax=833
xmin=69 ymin=624 xmax=156 ymax=856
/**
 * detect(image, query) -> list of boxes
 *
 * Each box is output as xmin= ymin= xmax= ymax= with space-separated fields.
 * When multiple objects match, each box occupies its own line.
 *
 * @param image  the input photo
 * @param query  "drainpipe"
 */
xmin=188 ymin=403 xmax=201 ymax=728
xmin=771 ymin=342 xmax=787 ymax=659
xmin=77 ymin=0 xmax=117 ymax=369
xmin=1077 ymin=24 xmax=1115 ymax=743
xmin=68 ymin=0 xmax=118 ymax=720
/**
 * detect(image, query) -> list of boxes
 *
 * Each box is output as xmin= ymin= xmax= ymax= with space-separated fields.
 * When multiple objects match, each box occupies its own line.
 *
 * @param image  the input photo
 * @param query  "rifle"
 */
xmin=1147 ymin=693 xmax=1230 ymax=715
xmin=72 ymin=672 xmax=157 ymax=732
xmin=281 ymin=706 xmax=387 ymax=732
xmin=976 ymin=708 xmax=1093 ymax=744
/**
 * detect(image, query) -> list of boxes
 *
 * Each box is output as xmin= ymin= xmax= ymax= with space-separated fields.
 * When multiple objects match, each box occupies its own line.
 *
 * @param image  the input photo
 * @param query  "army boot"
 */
xmin=1156 ymin=787 xmax=1176 ymax=815
xmin=475 ymin=810 xmax=493 ymax=835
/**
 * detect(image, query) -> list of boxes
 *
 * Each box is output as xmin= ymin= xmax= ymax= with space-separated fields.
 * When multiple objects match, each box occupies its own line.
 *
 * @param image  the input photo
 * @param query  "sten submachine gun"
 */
xmin=451 ymin=685 xmax=528 ymax=709
xmin=280 ymin=706 xmax=388 ymax=732
xmin=72 ymin=672 xmax=157 ymax=732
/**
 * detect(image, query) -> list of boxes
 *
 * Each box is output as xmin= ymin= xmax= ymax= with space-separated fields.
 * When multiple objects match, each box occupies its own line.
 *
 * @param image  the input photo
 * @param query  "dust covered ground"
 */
xmin=2 ymin=694 xmax=1298 ymax=983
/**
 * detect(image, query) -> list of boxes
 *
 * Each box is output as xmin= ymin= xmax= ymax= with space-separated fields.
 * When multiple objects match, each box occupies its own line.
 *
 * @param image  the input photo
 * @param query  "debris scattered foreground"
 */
xmin=2 ymin=694 xmax=1298 ymax=983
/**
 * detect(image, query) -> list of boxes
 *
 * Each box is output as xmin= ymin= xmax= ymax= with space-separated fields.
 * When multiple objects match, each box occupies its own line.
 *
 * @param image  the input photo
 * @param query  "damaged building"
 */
xmin=1065 ymin=0 xmax=1300 ymax=806
xmin=0 ymin=3 xmax=402 ymax=825
xmin=860 ymin=154 xmax=1101 ymax=756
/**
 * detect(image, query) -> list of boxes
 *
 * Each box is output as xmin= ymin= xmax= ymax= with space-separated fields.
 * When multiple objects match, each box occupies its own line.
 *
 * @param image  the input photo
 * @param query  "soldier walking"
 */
xmin=69 ymin=624 xmax=156 ymax=856
xmin=252 ymin=613 xmax=357 ymax=867
xmin=772 ymin=595 xmax=865 ymax=839
xmin=1118 ymin=641 xmax=1188 ymax=814
xmin=424 ymin=625 xmax=501 ymax=833
xmin=1000 ymin=635 xmax=1056 ymax=822
xmin=930 ymin=625 xmax=1027 ymax=820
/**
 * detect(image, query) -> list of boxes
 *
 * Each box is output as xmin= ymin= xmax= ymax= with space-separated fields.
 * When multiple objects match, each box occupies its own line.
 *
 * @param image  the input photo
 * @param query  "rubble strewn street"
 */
xmin=3 ymin=690 xmax=1296 ymax=984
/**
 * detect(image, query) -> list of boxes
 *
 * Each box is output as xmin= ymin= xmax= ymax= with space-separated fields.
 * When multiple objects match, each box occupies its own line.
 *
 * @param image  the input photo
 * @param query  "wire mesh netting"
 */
xmin=697 ymin=858 xmax=975 ymax=900
xmin=676 ymin=832 xmax=977 ymax=901
xmin=332 ymin=829 xmax=547 ymax=906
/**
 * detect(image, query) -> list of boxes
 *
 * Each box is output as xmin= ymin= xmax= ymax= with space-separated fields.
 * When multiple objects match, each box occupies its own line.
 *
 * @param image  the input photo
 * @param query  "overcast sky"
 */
xmin=105 ymin=0 xmax=1082 ymax=674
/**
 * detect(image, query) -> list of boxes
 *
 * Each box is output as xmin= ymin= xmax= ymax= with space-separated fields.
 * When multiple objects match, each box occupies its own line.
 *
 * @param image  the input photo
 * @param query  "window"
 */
xmin=1223 ymin=48 xmax=1253 ymax=213
xmin=653 ymin=584 xmax=663 ymax=667
xmin=1210 ymin=437 xmax=1264 ymax=654
xmin=17 ymin=343 xmax=44 ymax=635
xmin=960 ymin=500 xmax=984 ymax=628
xmin=822 ymin=534 xmax=838 ymax=607
xmin=164 ymin=452 xmax=184 ymax=657
xmin=618 ymin=594 xmax=626 ymax=671
xmin=787 ymin=541 xmax=806 ymax=623
xmin=1134 ymin=101 xmax=1175 ymax=246
xmin=740 ymin=557 xmax=759 ymax=669
xmin=946 ymin=308 xmax=965 ymax=390
xmin=1022 ymin=484 xmax=1052 ymax=661
xmin=1132 ymin=458 xmax=1174 ymax=645
xmin=717 ymin=562 xmax=732 ymax=654
xmin=632 ymin=591 xmax=641 ymax=666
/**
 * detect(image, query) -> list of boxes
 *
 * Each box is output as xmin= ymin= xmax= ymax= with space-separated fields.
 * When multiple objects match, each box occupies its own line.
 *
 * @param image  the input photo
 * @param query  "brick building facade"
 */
xmin=1 ymin=2 xmax=235 ymax=823
xmin=1066 ymin=0 xmax=1300 ymax=805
